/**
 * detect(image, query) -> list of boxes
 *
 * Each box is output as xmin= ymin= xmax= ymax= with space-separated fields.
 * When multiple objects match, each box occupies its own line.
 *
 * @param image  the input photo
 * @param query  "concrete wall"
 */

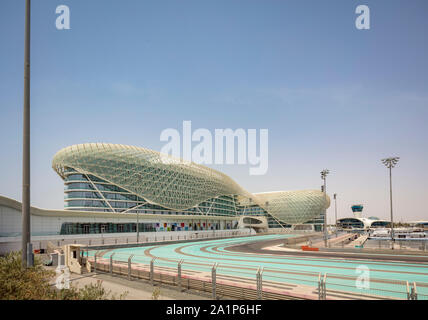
xmin=0 ymin=204 xmax=235 ymax=237
xmin=0 ymin=228 xmax=255 ymax=255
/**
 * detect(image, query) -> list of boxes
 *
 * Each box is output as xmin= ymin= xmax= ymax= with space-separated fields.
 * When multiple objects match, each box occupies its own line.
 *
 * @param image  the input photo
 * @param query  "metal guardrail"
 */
xmin=10 ymin=230 xmax=255 ymax=252
xmin=407 ymin=281 xmax=418 ymax=300
xmin=84 ymin=252 xmax=428 ymax=300
xmin=318 ymin=273 xmax=327 ymax=300
xmin=87 ymin=256 xmax=304 ymax=300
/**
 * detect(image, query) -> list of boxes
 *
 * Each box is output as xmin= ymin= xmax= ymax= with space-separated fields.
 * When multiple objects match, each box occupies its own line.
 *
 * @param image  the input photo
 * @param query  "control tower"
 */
xmin=351 ymin=204 xmax=364 ymax=218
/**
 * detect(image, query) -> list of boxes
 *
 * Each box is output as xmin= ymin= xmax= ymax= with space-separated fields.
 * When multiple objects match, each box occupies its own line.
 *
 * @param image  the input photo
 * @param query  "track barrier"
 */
xmin=82 ymin=249 xmax=428 ymax=300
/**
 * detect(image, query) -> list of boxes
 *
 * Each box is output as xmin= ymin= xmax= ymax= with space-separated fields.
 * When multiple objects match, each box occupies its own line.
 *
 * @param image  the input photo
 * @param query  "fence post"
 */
xmin=110 ymin=253 xmax=115 ymax=275
xmin=150 ymin=257 xmax=157 ymax=285
xmin=212 ymin=263 xmax=218 ymax=300
xmin=256 ymin=267 xmax=259 ymax=298
xmin=406 ymin=281 xmax=410 ymax=300
xmin=323 ymin=273 xmax=327 ymax=299
xmin=94 ymin=251 xmax=99 ymax=273
xmin=128 ymin=254 xmax=134 ymax=281
xmin=412 ymin=282 xmax=418 ymax=300
xmin=178 ymin=259 xmax=183 ymax=291
xmin=318 ymin=273 xmax=327 ymax=300
xmin=318 ymin=273 xmax=321 ymax=300
xmin=256 ymin=267 xmax=264 ymax=300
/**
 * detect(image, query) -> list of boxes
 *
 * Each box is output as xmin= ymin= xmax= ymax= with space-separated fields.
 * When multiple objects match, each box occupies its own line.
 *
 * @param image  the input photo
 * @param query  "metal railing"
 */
xmin=14 ymin=229 xmax=254 ymax=252
xmin=364 ymin=239 xmax=428 ymax=251
xmin=85 ymin=251 xmax=428 ymax=300
xmin=318 ymin=273 xmax=327 ymax=300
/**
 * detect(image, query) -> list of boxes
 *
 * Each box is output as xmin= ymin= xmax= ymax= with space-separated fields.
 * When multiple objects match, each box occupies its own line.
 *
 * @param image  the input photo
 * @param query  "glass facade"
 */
xmin=62 ymin=167 xmax=291 ymax=227
xmin=237 ymin=204 xmax=290 ymax=228
xmin=60 ymin=222 xmax=156 ymax=235
xmin=337 ymin=218 xmax=365 ymax=229
xmin=371 ymin=221 xmax=390 ymax=228
xmin=304 ymin=213 xmax=325 ymax=232
xmin=60 ymin=221 xmax=230 ymax=235
xmin=63 ymin=168 xmax=240 ymax=217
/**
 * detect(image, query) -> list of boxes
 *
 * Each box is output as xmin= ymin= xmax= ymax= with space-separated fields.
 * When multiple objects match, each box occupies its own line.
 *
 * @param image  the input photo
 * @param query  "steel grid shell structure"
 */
xmin=52 ymin=143 xmax=329 ymax=225
xmin=255 ymin=190 xmax=331 ymax=225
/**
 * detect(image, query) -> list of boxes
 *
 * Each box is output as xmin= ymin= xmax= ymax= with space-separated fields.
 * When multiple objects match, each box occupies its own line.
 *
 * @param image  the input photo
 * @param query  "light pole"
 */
xmin=334 ymin=193 xmax=337 ymax=237
xmin=136 ymin=211 xmax=139 ymax=243
xmin=321 ymin=169 xmax=330 ymax=247
xmin=381 ymin=157 xmax=399 ymax=247
xmin=22 ymin=0 xmax=32 ymax=268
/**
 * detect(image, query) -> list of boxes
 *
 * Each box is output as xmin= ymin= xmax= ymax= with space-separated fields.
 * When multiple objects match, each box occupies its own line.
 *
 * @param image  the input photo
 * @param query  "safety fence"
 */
xmin=364 ymin=239 xmax=428 ymax=251
xmin=265 ymin=228 xmax=316 ymax=234
xmin=84 ymin=251 xmax=428 ymax=300
xmin=13 ymin=229 xmax=255 ymax=253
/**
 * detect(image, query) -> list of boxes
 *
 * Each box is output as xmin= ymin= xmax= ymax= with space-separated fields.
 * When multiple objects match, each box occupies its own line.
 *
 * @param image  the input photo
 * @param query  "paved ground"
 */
xmin=47 ymin=266 xmax=212 ymax=300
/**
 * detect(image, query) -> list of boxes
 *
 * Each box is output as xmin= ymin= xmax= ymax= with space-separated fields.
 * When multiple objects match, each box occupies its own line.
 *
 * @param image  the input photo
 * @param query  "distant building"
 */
xmin=336 ymin=204 xmax=389 ymax=230
xmin=409 ymin=221 xmax=428 ymax=230
xmin=351 ymin=205 xmax=364 ymax=218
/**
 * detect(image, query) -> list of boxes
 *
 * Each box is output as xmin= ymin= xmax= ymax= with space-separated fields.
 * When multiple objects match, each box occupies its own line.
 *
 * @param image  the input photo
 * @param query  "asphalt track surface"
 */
xmin=226 ymin=237 xmax=428 ymax=263
xmin=91 ymin=234 xmax=428 ymax=299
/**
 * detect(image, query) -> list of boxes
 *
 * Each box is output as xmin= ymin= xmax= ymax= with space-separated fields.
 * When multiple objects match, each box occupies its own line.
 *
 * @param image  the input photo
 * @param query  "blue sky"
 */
xmin=0 ymin=0 xmax=427 ymax=222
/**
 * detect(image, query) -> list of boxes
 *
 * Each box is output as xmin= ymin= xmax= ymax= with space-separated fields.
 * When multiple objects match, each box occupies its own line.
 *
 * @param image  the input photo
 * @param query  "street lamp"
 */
xmin=333 ymin=193 xmax=337 ymax=236
xmin=136 ymin=211 xmax=139 ymax=243
xmin=320 ymin=169 xmax=330 ymax=247
xmin=381 ymin=156 xmax=399 ymax=247
xmin=22 ymin=0 xmax=32 ymax=268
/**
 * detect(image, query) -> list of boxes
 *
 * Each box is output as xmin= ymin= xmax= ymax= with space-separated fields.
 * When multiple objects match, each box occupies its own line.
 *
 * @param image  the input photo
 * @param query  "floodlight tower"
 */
xmin=320 ymin=169 xmax=330 ymax=247
xmin=381 ymin=157 xmax=399 ymax=247
xmin=22 ymin=0 xmax=32 ymax=268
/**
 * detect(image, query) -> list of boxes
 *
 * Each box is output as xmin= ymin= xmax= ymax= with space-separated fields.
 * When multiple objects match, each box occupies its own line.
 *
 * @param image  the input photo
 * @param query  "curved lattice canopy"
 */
xmin=254 ymin=190 xmax=330 ymax=225
xmin=52 ymin=143 xmax=330 ymax=224
xmin=52 ymin=143 xmax=253 ymax=211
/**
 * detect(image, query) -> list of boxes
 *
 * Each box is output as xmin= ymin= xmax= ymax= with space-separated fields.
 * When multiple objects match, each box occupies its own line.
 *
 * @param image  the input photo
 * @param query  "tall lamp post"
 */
xmin=333 ymin=193 xmax=337 ymax=236
xmin=381 ymin=157 xmax=399 ymax=247
xmin=22 ymin=0 xmax=32 ymax=268
xmin=136 ymin=211 xmax=139 ymax=243
xmin=321 ymin=169 xmax=330 ymax=247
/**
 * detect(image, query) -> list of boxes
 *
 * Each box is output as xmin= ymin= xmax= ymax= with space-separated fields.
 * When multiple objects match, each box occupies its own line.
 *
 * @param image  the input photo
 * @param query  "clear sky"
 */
xmin=0 ymin=0 xmax=427 ymax=223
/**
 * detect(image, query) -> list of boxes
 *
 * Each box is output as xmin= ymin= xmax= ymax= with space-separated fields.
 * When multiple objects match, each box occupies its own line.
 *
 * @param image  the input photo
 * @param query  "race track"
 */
xmin=89 ymin=234 xmax=428 ymax=299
